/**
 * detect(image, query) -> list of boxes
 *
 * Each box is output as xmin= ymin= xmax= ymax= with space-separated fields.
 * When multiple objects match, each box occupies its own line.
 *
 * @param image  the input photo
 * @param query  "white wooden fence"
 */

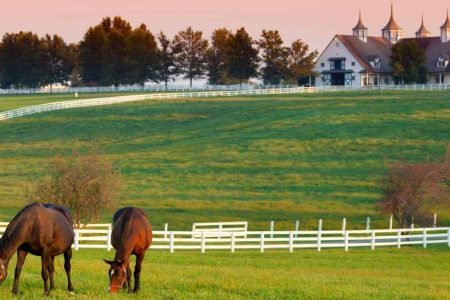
xmin=2 ymin=84 xmax=450 ymax=121
xmin=0 ymin=87 xmax=309 ymax=121
xmin=0 ymin=224 xmax=448 ymax=253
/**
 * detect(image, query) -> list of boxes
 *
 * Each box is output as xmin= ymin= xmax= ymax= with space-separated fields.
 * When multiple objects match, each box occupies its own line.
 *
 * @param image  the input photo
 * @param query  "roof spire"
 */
xmin=353 ymin=9 xmax=368 ymax=42
xmin=441 ymin=9 xmax=450 ymax=29
xmin=416 ymin=14 xmax=430 ymax=38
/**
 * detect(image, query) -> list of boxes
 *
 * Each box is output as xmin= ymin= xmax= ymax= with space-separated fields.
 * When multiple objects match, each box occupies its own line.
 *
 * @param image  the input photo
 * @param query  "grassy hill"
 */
xmin=0 ymin=90 xmax=449 ymax=230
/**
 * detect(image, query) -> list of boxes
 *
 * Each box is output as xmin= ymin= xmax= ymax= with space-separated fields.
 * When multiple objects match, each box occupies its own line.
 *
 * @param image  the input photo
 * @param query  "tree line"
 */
xmin=0 ymin=16 xmax=318 ymax=89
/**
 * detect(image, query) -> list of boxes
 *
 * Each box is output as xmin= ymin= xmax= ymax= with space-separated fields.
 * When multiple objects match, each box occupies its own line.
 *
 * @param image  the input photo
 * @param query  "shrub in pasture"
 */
xmin=28 ymin=149 xmax=122 ymax=227
xmin=378 ymin=150 xmax=449 ymax=228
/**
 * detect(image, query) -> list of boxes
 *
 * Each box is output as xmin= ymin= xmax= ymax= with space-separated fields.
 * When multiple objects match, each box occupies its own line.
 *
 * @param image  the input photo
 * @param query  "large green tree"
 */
xmin=79 ymin=16 xmax=159 ymax=86
xmin=391 ymin=40 xmax=427 ymax=84
xmin=286 ymin=39 xmax=318 ymax=85
xmin=259 ymin=30 xmax=289 ymax=85
xmin=157 ymin=32 xmax=181 ymax=88
xmin=126 ymin=24 xmax=159 ymax=85
xmin=172 ymin=27 xmax=209 ymax=89
xmin=0 ymin=32 xmax=45 ymax=88
xmin=207 ymin=28 xmax=232 ymax=85
xmin=41 ymin=34 xmax=77 ymax=91
xmin=227 ymin=27 xmax=259 ymax=87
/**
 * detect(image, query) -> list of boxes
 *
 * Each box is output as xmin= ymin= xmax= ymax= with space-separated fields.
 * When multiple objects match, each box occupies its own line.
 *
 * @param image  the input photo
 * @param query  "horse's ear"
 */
xmin=103 ymin=259 xmax=114 ymax=265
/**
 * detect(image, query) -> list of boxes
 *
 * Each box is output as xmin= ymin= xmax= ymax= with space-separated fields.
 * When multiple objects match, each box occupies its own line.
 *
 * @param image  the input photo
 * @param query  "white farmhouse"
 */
xmin=315 ymin=5 xmax=450 ymax=87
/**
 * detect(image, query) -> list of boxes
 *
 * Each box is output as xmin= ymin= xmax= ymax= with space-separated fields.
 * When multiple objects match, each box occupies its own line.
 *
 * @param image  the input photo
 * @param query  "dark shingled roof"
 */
xmin=400 ymin=37 xmax=450 ymax=73
xmin=337 ymin=35 xmax=392 ymax=73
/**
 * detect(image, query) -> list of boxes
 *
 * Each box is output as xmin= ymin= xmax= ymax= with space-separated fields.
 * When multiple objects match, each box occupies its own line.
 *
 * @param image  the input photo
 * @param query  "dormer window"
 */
xmin=437 ymin=56 xmax=448 ymax=68
xmin=369 ymin=56 xmax=381 ymax=69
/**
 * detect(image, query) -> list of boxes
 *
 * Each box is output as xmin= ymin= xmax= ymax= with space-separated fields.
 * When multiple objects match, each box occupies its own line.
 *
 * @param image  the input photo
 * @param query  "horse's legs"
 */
xmin=64 ymin=248 xmax=74 ymax=291
xmin=48 ymin=256 xmax=55 ymax=291
xmin=41 ymin=255 xmax=51 ymax=295
xmin=133 ymin=252 xmax=145 ymax=293
xmin=126 ymin=264 xmax=132 ymax=292
xmin=12 ymin=249 xmax=28 ymax=294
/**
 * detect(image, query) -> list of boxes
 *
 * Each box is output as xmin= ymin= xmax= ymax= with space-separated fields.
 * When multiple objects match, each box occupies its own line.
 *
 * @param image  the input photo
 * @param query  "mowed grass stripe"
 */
xmin=0 ymin=91 xmax=448 ymax=229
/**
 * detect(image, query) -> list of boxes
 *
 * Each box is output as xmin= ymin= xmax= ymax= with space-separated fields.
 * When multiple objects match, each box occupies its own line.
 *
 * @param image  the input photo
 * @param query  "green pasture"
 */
xmin=0 ymin=90 xmax=449 ymax=230
xmin=0 ymin=246 xmax=448 ymax=299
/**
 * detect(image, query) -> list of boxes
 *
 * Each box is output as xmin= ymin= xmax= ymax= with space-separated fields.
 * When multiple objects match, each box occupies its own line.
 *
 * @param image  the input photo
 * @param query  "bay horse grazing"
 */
xmin=104 ymin=207 xmax=152 ymax=293
xmin=0 ymin=203 xmax=74 ymax=295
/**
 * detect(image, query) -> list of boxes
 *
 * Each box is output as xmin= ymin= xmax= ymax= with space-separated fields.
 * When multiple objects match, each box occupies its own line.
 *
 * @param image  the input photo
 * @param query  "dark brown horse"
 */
xmin=0 ymin=203 xmax=74 ymax=295
xmin=104 ymin=207 xmax=152 ymax=293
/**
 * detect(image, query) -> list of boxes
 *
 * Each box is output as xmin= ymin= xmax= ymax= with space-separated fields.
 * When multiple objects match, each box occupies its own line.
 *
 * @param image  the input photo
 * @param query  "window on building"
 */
xmin=437 ymin=56 xmax=448 ymax=68
xmin=351 ymin=62 xmax=356 ymax=66
xmin=321 ymin=63 xmax=325 ymax=67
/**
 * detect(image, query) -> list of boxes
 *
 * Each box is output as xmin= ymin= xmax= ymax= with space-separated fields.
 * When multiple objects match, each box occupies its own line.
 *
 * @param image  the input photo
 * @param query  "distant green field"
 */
xmin=0 ymin=246 xmax=448 ymax=299
xmin=0 ymin=91 xmax=449 ymax=230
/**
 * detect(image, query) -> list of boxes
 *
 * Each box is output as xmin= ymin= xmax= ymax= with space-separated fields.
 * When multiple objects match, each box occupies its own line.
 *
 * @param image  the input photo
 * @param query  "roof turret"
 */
xmin=382 ymin=3 xmax=403 ymax=31
xmin=353 ymin=10 xmax=368 ymax=31
xmin=416 ymin=16 xmax=431 ymax=37
xmin=441 ymin=10 xmax=450 ymax=29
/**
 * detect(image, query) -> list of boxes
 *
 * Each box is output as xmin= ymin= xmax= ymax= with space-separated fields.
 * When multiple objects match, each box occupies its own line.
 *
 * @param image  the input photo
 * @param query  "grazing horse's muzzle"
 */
xmin=104 ymin=259 xmax=127 ymax=293
xmin=0 ymin=263 xmax=7 ymax=284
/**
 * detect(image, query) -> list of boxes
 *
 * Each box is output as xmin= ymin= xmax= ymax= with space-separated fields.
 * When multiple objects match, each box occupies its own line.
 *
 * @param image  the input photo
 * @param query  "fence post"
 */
xmin=260 ymin=232 xmax=265 ymax=253
xmin=270 ymin=221 xmax=274 ymax=238
xmin=164 ymin=223 xmax=168 ymax=239
xmin=317 ymin=219 xmax=322 ymax=252
xmin=74 ymin=230 xmax=80 ymax=251
xmin=289 ymin=232 xmax=294 ymax=253
xmin=294 ymin=220 xmax=299 ymax=238
xmin=201 ymin=231 xmax=206 ymax=254
xmin=389 ymin=215 xmax=393 ymax=230
xmin=344 ymin=231 xmax=349 ymax=252
xmin=231 ymin=232 xmax=235 ymax=253
xmin=422 ymin=229 xmax=427 ymax=249
xmin=107 ymin=228 xmax=112 ymax=251
xmin=397 ymin=229 xmax=401 ymax=249
xmin=433 ymin=213 xmax=437 ymax=228
xmin=448 ymin=228 xmax=450 ymax=247
xmin=342 ymin=218 xmax=346 ymax=235
xmin=366 ymin=217 xmax=370 ymax=231
xmin=371 ymin=231 xmax=376 ymax=250
xmin=169 ymin=232 xmax=174 ymax=254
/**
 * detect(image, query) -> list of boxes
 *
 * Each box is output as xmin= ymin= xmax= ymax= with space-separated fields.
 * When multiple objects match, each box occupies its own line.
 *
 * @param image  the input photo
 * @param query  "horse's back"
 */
xmin=112 ymin=207 xmax=152 ymax=251
xmin=6 ymin=203 xmax=74 ymax=255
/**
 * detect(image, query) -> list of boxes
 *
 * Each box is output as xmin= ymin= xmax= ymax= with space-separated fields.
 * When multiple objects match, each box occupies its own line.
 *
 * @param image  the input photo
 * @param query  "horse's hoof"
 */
xmin=68 ymin=286 xmax=74 ymax=292
xmin=12 ymin=289 xmax=18 ymax=295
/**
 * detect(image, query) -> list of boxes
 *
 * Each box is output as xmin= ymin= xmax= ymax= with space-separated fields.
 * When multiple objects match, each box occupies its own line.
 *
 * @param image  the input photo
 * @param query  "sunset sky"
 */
xmin=1 ymin=0 xmax=450 ymax=51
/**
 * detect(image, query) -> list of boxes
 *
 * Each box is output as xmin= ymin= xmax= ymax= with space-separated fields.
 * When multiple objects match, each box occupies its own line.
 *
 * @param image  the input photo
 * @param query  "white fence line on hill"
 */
xmin=0 ymin=224 xmax=448 ymax=253
xmin=1 ymin=84 xmax=450 ymax=121
xmin=0 ymin=87 xmax=308 ymax=121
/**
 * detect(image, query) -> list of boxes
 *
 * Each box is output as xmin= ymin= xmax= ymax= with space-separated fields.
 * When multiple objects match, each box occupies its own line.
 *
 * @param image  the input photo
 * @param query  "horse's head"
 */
xmin=0 ymin=259 xmax=7 ymax=284
xmin=103 ymin=259 xmax=126 ymax=293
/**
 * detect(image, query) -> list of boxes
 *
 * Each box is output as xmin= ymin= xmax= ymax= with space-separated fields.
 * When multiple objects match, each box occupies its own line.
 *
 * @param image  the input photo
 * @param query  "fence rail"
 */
xmin=2 ymin=84 xmax=450 ymax=121
xmin=0 ymin=224 xmax=448 ymax=253
xmin=0 ymin=87 xmax=309 ymax=121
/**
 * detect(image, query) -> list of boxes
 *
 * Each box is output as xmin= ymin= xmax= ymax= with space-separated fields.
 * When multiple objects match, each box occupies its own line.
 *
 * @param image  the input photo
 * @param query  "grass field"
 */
xmin=0 ymin=246 xmax=448 ymax=299
xmin=0 ymin=90 xmax=449 ymax=230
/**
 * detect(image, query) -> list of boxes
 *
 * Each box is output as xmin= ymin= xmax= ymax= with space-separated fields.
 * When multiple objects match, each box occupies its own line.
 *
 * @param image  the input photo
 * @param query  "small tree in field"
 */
xmin=378 ymin=151 xmax=449 ymax=228
xmin=29 ymin=150 xmax=122 ymax=227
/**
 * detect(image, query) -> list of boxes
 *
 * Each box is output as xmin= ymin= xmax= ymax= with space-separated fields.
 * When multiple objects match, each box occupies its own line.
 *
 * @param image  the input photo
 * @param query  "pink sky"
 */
xmin=1 ymin=0 xmax=450 ymax=51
